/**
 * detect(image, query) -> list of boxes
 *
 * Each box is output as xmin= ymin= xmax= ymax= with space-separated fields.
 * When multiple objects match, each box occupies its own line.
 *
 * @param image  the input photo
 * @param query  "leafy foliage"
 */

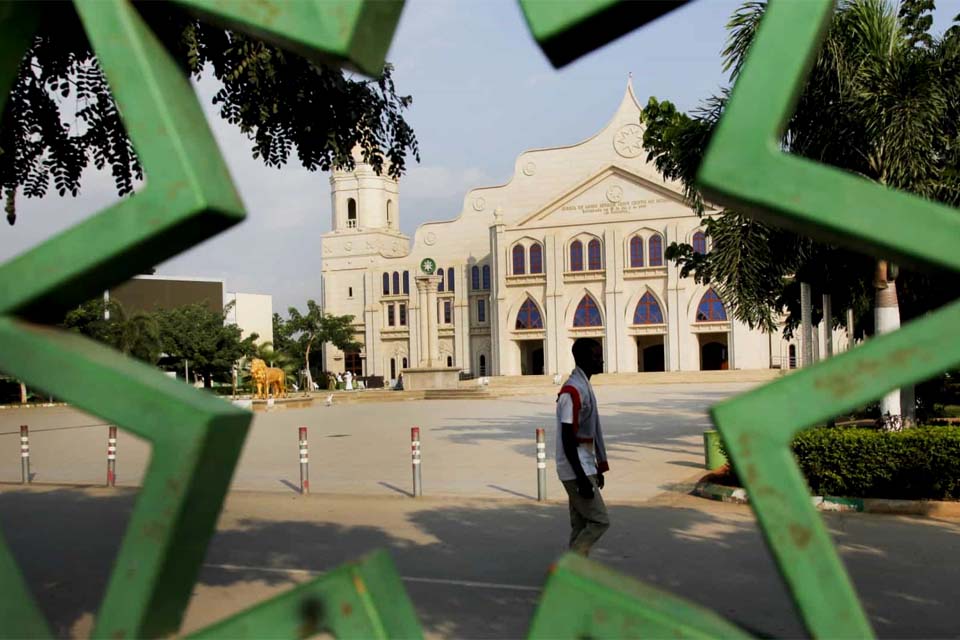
xmin=642 ymin=0 xmax=960 ymax=334
xmin=154 ymin=302 xmax=258 ymax=387
xmin=63 ymin=298 xmax=161 ymax=364
xmin=287 ymin=300 xmax=358 ymax=389
xmin=792 ymin=425 xmax=960 ymax=499
xmin=0 ymin=5 xmax=419 ymax=224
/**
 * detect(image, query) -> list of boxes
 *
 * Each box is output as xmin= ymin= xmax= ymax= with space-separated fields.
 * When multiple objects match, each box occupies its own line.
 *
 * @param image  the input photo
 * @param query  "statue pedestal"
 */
xmin=401 ymin=367 xmax=461 ymax=390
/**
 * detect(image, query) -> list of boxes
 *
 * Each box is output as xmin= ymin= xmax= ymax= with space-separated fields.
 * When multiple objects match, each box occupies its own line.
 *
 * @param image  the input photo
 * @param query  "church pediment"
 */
xmin=513 ymin=165 xmax=691 ymax=227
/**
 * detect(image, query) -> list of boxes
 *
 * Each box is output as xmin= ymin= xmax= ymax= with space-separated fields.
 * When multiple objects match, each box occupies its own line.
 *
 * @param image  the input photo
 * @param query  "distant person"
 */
xmin=395 ymin=373 xmax=404 ymax=391
xmin=344 ymin=370 xmax=353 ymax=390
xmin=556 ymin=338 xmax=610 ymax=556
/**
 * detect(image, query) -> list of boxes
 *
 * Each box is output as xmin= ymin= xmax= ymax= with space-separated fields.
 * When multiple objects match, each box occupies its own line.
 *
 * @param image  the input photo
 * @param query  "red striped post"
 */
xmin=19 ymin=425 xmax=30 ymax=484
xmin=106 ymin=426 xmax=117 ymax=487
xmin=536 ymin=428 xmax=546 ymax=501
xmin=299 ymin=427 xmax=309 ymax=495
xmin=411 ymin=427 xmax=422 ymax=497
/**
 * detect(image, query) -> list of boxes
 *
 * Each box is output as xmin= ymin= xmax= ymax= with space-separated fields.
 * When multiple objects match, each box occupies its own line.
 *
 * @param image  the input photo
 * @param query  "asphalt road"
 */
xmin=2 ymin=487 xmax=959 ymax=639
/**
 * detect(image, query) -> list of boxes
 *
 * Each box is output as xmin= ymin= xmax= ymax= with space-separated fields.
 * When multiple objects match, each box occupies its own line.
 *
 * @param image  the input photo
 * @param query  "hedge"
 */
xmin=791 ymin=426 xmax=960 ymax=500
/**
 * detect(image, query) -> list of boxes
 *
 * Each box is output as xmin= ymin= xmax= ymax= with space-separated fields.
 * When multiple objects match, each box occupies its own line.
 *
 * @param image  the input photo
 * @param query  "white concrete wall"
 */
xmin=229 ymin=292 xmax=274 ymax=346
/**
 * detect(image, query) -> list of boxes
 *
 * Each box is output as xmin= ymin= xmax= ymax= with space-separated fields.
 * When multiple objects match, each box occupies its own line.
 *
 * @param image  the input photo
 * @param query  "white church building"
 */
xmin=320 ymin=81 xmax=817 ymax=381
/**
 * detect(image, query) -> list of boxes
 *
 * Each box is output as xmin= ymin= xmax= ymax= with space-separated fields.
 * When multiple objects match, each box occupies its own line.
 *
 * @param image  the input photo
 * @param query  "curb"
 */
xmin=692 ymin=481 xmax=960 ymax=518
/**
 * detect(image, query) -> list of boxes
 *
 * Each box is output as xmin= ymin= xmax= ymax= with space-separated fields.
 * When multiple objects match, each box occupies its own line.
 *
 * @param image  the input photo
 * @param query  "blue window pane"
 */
xmin=573 ymin=295 xmax=602 ymax=327
xmin=512 ymin=245 xmax=526 ymax=275
xmin=693 ymin=231 xmax=707 ymax=255
xmin=472 ymin=266 xmax=480 ymax=290
xmin=630 ymin=236 xmax=644 ymax=267
xmin=516 ymin=298 xmax=543 ymax=329
xmin=696 ymin=289 xmax=727 ymax=322
xmin=448 ymin=267 xmax=455 ymax=292
xmin=530 ymin=243 xmax=543 ymax=274
xmin=648 ymin=235 xmax=663 ymax=266
xmin=570 ymin=241 xmax=583 ymax=271
xmin=482 ymin=265 xmax=490 ymax=290
xmin=392 ymin=271 xmax=400 ymax=295
xmin=478 ymin=299 xmax=486 ymax=323
xmin=588 ymin=239 xmax=602 ymax=270
xmin=633 ymin=292 xmax=663 ymax=325
xmin=403 ymin=271 xmax=409 ymax=294
xmin=438 ymin=267 xmax=445 ymax=292
xmin=382 ymin=273 xmax=390 ymax=295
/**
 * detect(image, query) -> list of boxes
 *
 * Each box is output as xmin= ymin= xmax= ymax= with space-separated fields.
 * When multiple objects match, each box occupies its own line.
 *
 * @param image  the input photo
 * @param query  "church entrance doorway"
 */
xmin=698 ymin=333 xmax=728 ymax=370
xmin=635 ymin=335 xmax=665 ymax=372
xmin=517 ymin=340 xmax=544 ymax=375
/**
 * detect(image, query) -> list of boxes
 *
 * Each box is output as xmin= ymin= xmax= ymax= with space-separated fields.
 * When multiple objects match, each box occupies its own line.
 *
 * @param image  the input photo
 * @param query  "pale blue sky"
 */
xmin=7 ymin=1 xmax=959 ymax=313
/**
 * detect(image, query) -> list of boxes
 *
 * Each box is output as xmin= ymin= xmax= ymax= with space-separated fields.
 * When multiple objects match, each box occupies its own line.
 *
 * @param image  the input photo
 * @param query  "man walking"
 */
xmin=556 ymin=338 xmax=610 ymax=556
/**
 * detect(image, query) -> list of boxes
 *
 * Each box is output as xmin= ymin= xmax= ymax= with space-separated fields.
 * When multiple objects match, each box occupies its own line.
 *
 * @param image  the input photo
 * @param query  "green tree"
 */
xmin=0 ymin=5 xmax=419 ymax=224
xmin=155 ymin=303 xmax=258 ymax=388
xmin=642 ymin=0 xmax=960 ymax=428
xmin=63 ymin=297 xmax=162 ymax=364
xmin=287 ymin=300 xmax=359 ymax=391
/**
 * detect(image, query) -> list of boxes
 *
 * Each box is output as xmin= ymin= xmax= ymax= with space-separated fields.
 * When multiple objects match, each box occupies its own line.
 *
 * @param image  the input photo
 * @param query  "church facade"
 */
xmin=320 ymin=82 xmax=810 ymax=380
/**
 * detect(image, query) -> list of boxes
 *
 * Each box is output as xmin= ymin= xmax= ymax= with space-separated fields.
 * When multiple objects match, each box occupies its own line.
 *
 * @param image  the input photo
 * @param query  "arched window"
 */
xmin=648 ymin=234 xmax=664 ymax=267
xmin=573 ymin=295 xmax=603 ymax=327
xmin=629 ymin=236 xmax=644 ymax=268
xmin=447 ymin=355 xmax=453 ymax=367
xmin=347 ymin=198 xmax=357 ymax=228
xmin=479 ymin=354 xmax=487 ymax=376
xmin=570 ymin=240 xmax=584 ymax=271
xmin=390 ymin=358 xmax=396 ymax=379
xmin=403 ymin=271 xmax=409 ymax=294
xmin=693 ymin=231 xmax=707 ymax=255
xmin=382 ymin=273 xmax=390 ymax=295
xmin=472 ymin=266 xmax=480 ymax=290
xmin=386 ymin=200 xmax=393 ymax=227
xmin=587 ymin=239 xmax=602 ymax=270
xmin=438 ymin=267 xmax=445 ymax=292
xmin=529 ymin=243 xmax=543 ymax=274
xmin=392 ymin=271 xmax=400 ymax=295
xmin=696 ymin=288 xmax=728 ymax=322
xmin=402 ymin=357 xmax=408 ymax=369
xmin=447 ymin=267 xmax=455 ymax=292
xmin=482 ymin=265 xmax=490 ymax=289
xmin=633 ymin=292 xmax=664 ymax=324
xmin=516 ymin=298 xmax=544 ymax=329
xmin=512 ymin=245 xmax=526 ymax=275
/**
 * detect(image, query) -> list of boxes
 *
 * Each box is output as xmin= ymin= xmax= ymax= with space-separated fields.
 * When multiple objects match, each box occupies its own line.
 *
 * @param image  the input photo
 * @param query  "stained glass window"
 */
xmin=630 ymin=236 xmax=644 ymax=267
xmin=648 ymin=234 xmax=664 ymax=266
xmin=516 ymin=298 xmax=543 ymax=329
xmin=633 ymin=292 xmax=664 ymax=324
xmin=472 ymin=266 xmax=480 ymax=290
xmin=696 ymin=288 xmax=727 ymax=321
xmin=570 ymin=240 xmax=583 ymax=271
xmin=382 ymin=273 xmax=390 ymax=295
xmin=512 ymin=245 xmax=526 ymax=275
xmin=482 ymin=265 xmax=490 ymax=290
xmin=392 ymin=271 xmax=400 ymax=295
xmin=693 ymin=231 xmax=707 ymax=255
xmin=530 ymin=243 xmax=543 ymax=274
xmin=573 ymin=295 xmax=602 ymax=327
xmin=588 ymin=239 xmax=602 ymax=270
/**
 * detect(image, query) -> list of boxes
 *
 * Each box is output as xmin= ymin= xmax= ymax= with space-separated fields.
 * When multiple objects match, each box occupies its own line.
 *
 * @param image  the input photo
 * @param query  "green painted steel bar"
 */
xmin=528 ymin=553 xmax=752 ymax=639
xmin=173 ymin=0 xmax=405 ymax=77
xmin=188 ymin=550 xmax=423 ymax=639
xmin=696 ymin=0 xmax=960 ymax=637
xmin=697 ymin=0 xmax=960 ymax=275
xmin=519 ymin=0 xmax=691 ymax=68
xmin=0 ymin=318 xmax=252 ymax=638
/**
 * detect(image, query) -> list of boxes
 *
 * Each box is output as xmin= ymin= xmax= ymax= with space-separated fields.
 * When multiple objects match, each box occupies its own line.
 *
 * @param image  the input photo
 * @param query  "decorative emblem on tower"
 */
xmin=613 ymin=124 xmax=643 ymax=158
xmin=420 ymin=258 xmax=436 ymax=275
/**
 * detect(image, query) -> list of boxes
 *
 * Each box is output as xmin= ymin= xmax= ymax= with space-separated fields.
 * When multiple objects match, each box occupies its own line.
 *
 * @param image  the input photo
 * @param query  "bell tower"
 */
xmin=329 ymin=146 xmax=400 ymax=232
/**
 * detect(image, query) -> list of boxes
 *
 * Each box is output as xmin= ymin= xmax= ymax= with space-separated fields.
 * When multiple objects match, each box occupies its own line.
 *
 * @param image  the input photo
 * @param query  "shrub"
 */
xmin=792 ymin=426 xmax=960 ymax=500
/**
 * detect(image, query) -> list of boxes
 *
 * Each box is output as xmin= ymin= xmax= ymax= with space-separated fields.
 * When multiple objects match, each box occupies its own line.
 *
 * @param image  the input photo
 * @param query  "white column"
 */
xmin=426 ymin=279 xmax=441 ymax=366
xmin=666 ymin=222 xmax=682 ymax=371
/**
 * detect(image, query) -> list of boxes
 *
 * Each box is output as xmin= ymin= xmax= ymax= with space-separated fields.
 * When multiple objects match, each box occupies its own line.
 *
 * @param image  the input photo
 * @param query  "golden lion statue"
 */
xmin=250 ymin=358 xmax=286 ymax=399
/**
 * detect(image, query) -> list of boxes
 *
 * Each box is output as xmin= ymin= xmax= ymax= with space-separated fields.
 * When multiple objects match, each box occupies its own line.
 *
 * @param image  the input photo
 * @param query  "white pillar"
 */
xmin=800 ymin=282 xmax=813 ymax=367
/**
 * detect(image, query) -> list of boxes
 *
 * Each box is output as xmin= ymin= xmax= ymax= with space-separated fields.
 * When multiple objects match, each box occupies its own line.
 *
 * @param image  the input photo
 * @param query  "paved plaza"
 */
xmin=0 ymin=383 xmax=753 ymax=501
xmin=2 ymin=383 xmax=959 ymax=638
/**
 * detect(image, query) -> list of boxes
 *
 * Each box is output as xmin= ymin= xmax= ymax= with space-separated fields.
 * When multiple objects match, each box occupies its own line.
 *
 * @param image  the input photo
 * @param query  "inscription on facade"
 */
xmin=561 ymin=198 xmax=668 ymax=215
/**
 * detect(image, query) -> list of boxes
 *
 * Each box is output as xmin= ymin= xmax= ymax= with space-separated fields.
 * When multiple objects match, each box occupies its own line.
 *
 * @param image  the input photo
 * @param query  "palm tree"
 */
xmin=645 ymin=0 xmax=956 ymax=429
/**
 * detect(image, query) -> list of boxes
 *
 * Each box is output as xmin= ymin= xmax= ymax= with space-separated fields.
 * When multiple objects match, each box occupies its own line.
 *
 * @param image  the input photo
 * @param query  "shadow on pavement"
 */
xmin=1 ymin=488 xmax=959 ymax=638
